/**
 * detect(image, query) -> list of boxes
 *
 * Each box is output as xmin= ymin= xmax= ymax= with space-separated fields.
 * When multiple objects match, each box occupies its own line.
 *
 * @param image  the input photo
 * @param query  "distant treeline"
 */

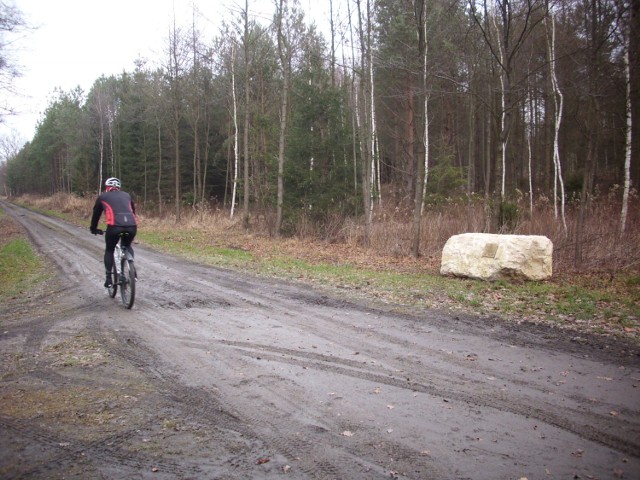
xmin=3 ymin=0 xmax=638 ymax=239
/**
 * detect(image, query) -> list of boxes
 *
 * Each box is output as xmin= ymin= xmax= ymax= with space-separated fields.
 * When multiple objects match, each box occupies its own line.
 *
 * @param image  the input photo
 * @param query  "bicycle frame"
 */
xmin=114 ymin=244 xmax=123 ymax=275
xmin=98 ymin=230 xmax=136 ymax=309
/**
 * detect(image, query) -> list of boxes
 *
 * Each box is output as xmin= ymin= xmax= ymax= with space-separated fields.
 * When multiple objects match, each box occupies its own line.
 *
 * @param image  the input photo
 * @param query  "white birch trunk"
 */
xmin=527 ymin=86 xmax=534 ymax=215
xmin=421 ymin=95 xmax=429 ymax=215
xmin=491 ymin=11 xmax=507 ymax=198
xmin=420 ymin=17 xmax=429 ymax=216
xmin=547 ymin=14 xmax=567 ymax=231
xmin=369 ymin=56 xmax=379 ymax=212
xmin=230 ymin=43 xmax=239 ymax=219
xmin=527 ymin=120 xmax=533 ymax=216
xmin=356 ymin=0 xmax=373 ymax=243
xmin=367 ymin=0 xmax=378 ymax=219
xmin=620 ymin=27 xmax=632 ymax=234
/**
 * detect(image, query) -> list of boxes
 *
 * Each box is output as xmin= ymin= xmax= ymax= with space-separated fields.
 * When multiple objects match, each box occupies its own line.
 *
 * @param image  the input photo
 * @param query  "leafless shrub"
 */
xmin=19 ymin=193 xmax=92 ymax=216
xmin=13 ymin=191 xmax=639 ymax=274
xmin=326 ymin=194 xmax=638 ymax=273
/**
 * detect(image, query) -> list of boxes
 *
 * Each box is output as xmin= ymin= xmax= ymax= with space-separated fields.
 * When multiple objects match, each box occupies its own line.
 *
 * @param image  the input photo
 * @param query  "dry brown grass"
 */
xmin=19 ymin=193 xmax=91 ymax=215
xmin=274 ymin=194 xmax=640 ymax=276
xmin=0 ymin=211 xmax=25 ymax=248
xmin=9 ymin=191 xmax=640 ymax=276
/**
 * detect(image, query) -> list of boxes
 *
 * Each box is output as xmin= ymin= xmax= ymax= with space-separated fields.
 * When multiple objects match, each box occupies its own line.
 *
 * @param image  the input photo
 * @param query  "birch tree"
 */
xmin=347 ymin=0 xmax=362 ymax=195
xmin=369 ymin=2 xmax=381 ymax=213
xmin=616 ymin=0 xmax=632 ymax=234
xmin=89 ymin=87 xmax=106 ymax=193
xmin=87 ymin=79 xmax=118 ymax=192
xmin=230 ymin=41 xmax=240 ymax=219
xmin=546 ymin=10 xmax=567 ymax=232
xmin=621 ymin=36 xmax=631 ymax=234
xmin=412 ymin=0 xmax=429 ymax=257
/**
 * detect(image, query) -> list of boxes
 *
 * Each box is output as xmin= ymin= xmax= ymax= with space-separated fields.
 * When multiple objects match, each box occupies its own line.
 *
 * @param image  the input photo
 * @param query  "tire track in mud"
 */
xmin=1 ymin=332 xmax=207 ymax=477
xmin=97 ymin=314 xmax=640 ymax=479
xmin=2 ymin=324 xmax=281 ymax=480
xmin=177 ymin=335 xmax=640 ymax=459
xmin=136 ymin=272 xmax=640 ymax=463
xmin=1 ymin=202 xmax=105 ymax=286
xmin=171 ymin=310 xmax=640 ymax=460
xmin=90 ymin=326 xmax=387 ymax=479
xmin=0 ymin=416 xmax=203 ymax=479
xmin=95 ymin=257 xmax=640 ymax=464
xmin=98 ymin=323 xmax=446 ymax=479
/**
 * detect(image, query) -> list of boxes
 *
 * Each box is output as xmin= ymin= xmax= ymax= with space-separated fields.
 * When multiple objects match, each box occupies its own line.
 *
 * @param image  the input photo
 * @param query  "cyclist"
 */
xmin=90 ymin=177 xmax=138 ymax=288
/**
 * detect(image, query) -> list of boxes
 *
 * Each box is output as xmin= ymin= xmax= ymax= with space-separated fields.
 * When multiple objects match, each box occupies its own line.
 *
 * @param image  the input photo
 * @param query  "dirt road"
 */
xmin=1 ymin=201 xmax=639 ymax=480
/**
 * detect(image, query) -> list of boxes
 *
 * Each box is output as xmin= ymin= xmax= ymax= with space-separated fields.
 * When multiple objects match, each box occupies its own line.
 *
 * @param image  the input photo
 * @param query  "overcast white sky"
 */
xmin=0 ymin=0 xmax=335 ymax=144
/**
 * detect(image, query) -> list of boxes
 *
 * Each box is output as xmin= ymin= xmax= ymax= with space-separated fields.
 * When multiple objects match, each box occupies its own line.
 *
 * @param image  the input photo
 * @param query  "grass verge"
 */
xmin=135 ymin=228 xmax=640 ymax=343
xmin=0 ymin=212 xmax=49 ymax=300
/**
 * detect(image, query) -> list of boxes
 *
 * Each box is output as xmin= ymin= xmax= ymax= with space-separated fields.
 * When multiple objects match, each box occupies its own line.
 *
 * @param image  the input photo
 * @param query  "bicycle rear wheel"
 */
xmin=107 ymin=263 xmax=118 ymax=298
xmin=120 ymin=259 xmax=136 ymax=309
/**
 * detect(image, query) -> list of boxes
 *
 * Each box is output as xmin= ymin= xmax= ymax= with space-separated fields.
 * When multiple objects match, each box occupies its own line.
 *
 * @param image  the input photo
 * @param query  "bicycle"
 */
xmin=96 ymin=230 xmax=136 ymax=309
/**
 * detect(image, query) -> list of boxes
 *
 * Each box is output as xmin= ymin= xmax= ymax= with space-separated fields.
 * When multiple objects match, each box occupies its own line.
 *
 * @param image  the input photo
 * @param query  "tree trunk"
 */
xmin=412 ymin=0 xmax=427 ymax=258
xmin=630 ymin=0 xmax=640 ymax=187
xmin=243 ymin=0 xmax=251 ymax=229
xmin=275 ymin=0 xmax=293 ymax=237
xmin=275 ymin=70 xmax=288 ymax=237
xmin=576 ymin=0 xmax=602 ymax=268
xmin=168 ymin=19 xmax=183 ymax=223
xmin=230 ymin=42 xmax=239 ymax=220
xmin=356 ymin=0 xmax=372 ymax=245
xmin=620 ymin=0 xmax=634 ymax=234
xmin=347 ymin=0 xmax=360 ymax=196
xmin=547 ymin=13 xmax=567 ymax=232
xmin=156 ymin=121 xmax=163 ymax=217
xmin=174 ymin=122 xmax=181 ymax=223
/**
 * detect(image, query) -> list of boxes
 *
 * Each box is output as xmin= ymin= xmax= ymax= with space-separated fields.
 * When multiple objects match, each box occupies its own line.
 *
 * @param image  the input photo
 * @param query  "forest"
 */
xmin=1 ymin=0 xmax=638 ymax=268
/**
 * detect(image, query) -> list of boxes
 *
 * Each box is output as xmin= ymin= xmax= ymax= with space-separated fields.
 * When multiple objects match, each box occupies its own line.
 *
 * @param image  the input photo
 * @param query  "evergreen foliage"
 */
xmin=2 ymin=0 xmax=635 ymax=239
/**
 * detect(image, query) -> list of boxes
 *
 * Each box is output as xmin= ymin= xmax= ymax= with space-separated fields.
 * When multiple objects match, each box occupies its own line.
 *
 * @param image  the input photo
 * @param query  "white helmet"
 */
xmin=105 ymin=177 xmax=121 ymax=189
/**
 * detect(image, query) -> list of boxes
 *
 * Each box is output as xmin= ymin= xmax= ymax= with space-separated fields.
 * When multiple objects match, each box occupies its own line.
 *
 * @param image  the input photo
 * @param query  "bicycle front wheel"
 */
xmin=120 ymin=259 xmax=136 ymax=309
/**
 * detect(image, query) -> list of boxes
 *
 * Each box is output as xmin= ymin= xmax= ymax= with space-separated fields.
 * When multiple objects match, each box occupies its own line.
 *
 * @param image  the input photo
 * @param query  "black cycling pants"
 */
xmin=104 ymin=225 xmax=137 ymax=273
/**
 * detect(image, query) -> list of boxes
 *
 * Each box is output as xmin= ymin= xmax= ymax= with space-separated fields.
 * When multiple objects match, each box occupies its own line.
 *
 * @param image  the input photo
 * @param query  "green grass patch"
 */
xmin=136 ymin=231 xmax=254 ymax=266
xmin=0 ymin=239 xmax=48 ymax=299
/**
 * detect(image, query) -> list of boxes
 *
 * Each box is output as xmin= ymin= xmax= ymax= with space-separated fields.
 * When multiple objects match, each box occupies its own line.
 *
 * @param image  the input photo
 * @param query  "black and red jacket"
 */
xmin=91 ymin=190 xmax=137 ymax=229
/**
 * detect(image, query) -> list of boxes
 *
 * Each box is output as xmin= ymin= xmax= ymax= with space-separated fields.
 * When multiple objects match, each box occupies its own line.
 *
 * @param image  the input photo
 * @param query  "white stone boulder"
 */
xmin=440 ymin=233 xmax=553 ymax=281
